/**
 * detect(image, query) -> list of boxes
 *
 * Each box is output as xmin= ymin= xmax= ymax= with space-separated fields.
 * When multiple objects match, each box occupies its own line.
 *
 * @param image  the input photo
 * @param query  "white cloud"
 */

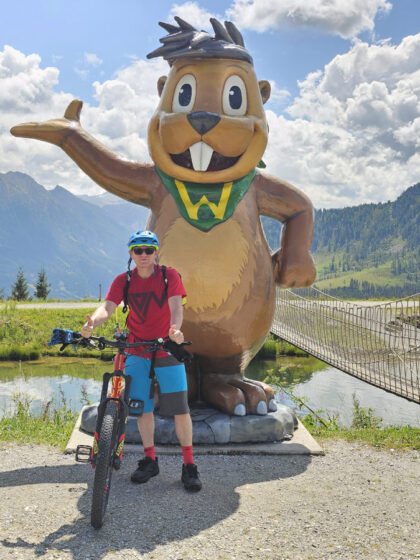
xmin=264 ymin=35 xmax=420 ymax=207
xmin=394 ymin=117 xmax=420 ymax=147
xmin=227 ymin=0 xmax=392 ymax=39
xmin=169 ymin=1 xmax=219 ymax=29
xmin=84 ymin=52 xmax=103 ymax=67
xmin=0 ymin=46 xmax=60 ymax=113
xmin=265 ymin=81 xmax=291 ymax=111
xmin=74 ymin=67 xmax=89 ymax=80
xmin=74 ymin=52 xmax=103 ymax=80
xmin=1 ymin=34 xmax=419 ymax=208
xmin=0 ymin=45 xmax=82 ymax=190
xmin=88 ymin=58 xmax=167 ymax=158
xmin=0 ymin=46 xmax=166 ymax=195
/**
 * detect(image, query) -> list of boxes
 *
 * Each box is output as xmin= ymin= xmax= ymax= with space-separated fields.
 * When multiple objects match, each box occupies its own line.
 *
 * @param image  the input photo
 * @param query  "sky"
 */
xmin=0 ymin=0 xmax=419 ymax=209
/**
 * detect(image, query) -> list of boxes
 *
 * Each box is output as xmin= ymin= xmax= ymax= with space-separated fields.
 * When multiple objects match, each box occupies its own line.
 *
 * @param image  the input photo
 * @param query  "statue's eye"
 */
xmin=223 ymin=75 xmax=247 ymax=116
xmin=173 ymin=74 xmax=196 ymax=113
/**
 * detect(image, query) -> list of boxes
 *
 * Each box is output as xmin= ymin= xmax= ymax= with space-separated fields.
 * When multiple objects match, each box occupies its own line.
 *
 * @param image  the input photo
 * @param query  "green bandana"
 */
xmin=155 ymin=166 xmax=256 ymax=232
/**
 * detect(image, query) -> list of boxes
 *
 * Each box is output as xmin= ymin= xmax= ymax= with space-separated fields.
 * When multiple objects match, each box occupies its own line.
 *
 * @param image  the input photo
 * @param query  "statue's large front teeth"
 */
xmin=189 ymin=142 xmax=213 ymax=172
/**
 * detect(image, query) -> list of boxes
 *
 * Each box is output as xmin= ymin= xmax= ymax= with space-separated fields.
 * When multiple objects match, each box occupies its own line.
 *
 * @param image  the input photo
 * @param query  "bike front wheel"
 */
xmin=91 ymin=400 xmax=119 ymax=529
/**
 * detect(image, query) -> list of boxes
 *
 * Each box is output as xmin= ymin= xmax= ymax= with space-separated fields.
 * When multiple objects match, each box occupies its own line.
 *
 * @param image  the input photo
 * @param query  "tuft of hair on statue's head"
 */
xmin=147 ymin=16 xmax=253 ymax=66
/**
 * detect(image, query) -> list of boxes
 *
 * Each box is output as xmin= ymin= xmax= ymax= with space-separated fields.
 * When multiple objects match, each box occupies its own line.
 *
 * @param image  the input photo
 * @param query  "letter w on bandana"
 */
xmin=155 ymin=166 xmax=256 ymax=232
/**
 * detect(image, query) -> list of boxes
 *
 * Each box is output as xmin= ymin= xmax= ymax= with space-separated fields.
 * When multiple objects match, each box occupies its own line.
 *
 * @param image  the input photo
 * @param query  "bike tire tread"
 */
xmin=90 ymin=400 xmax=119 ymax=529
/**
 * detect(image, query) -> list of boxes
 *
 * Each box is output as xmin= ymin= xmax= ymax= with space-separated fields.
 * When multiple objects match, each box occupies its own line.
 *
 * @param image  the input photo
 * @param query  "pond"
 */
xmin=0 ymin=358 xmax=107 ymax=418
xmin=247 ymin=357 xmax=420 ymax=428
xmin=0 ymin=356 xmax=419 ymax=428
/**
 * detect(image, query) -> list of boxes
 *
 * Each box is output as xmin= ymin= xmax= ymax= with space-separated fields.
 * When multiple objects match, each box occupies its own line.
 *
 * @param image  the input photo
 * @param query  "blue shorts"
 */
xmin=125 ymin=353 xmax=189 ymax=417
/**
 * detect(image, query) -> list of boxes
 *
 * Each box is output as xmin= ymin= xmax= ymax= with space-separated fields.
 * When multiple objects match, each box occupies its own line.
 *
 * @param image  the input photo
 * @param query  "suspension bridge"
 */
xmin=272 ymin=287 xmax=420 ymax=404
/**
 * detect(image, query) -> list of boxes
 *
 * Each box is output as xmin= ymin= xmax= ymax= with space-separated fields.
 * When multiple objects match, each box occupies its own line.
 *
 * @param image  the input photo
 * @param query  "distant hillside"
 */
xmin=80 ymin=191 xmax=149 ymax=233
xmin=0 ymin=171 xmax=418 ymax=299
xmin=262 ymin=183 xmax=420 ymax=298
xmin=0 ymin=172 xmax=148 ymax=299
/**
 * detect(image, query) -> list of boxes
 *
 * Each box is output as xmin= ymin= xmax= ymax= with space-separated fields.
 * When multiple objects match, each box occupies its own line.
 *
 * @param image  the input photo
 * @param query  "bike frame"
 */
xmin=90 ymin=350 xmax=134 ymax=470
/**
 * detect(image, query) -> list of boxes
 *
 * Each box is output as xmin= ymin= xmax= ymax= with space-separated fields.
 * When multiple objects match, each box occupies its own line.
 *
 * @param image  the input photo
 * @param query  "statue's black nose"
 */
xmin=187 ymin=111 xmax=221 ymax=135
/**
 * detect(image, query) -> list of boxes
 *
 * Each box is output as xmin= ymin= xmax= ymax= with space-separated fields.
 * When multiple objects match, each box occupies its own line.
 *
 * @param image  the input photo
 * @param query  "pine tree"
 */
xmin=11 ymin=267 xmax=30 ymax=301
xmin=34 ymin=268 xmax=51 ymax=300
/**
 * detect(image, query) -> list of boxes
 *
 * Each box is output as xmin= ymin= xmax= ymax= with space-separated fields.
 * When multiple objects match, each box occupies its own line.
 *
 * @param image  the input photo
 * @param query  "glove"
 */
xmin=48 ymin=328 xmax=80 ymax=351
xmin=164 ymin=340 xmax=193 ymax=363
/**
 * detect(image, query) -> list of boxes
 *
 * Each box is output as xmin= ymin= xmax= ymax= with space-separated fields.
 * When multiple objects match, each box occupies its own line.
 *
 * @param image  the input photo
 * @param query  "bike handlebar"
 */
xmin=48 ymin=328 xmax=192 ymax=362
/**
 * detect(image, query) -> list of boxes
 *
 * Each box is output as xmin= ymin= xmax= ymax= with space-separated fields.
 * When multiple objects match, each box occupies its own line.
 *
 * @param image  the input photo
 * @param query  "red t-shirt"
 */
xmin=105 ymin=265 xmax=186 ymax=356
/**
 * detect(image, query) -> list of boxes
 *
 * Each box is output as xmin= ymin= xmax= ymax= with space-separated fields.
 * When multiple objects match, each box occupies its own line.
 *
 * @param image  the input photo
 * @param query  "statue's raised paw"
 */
xmin=201 ymin=374 xmax=276 ymax=416
xmin=10 ymin=99 xmax=83 ymax=145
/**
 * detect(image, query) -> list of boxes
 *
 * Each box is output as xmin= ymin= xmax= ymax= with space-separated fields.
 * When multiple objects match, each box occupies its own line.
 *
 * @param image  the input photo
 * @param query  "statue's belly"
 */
xmin=156 ymin=216 xmax=274 ymax=357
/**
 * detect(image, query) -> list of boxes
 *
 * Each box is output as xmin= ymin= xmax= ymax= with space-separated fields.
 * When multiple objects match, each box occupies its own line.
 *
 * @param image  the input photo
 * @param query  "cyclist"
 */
xmin=80 ymin=230 xmax=201 ymax=492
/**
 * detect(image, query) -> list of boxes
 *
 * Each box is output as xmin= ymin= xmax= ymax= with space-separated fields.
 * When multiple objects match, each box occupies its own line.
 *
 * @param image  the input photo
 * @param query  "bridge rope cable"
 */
xmin=272 ymin=286 xmax=420 ymax=403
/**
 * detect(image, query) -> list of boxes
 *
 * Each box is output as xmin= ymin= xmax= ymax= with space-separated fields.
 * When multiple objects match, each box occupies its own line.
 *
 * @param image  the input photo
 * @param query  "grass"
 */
xmin=1 ymin=386 xmax=418 ymax=452
xmin=0 ymin=390 xmax=79 ymax=451
xmin=279 ymin=388 xmax=420 ymax=451
xmin=0 ymin=305 xmax=309 ymax=361
xmin=0 ymin=303 xmax=119 ymax=360
xmin=308 ymin=417 xmax=420 ymax=451
xmin=314 ymin=251 xmax=414 ymax=291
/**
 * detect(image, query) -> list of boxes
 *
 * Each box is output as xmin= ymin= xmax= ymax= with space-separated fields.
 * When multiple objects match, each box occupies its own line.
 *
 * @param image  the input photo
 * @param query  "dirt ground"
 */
xmin=0 ymin=440 xmax=419 ymax=559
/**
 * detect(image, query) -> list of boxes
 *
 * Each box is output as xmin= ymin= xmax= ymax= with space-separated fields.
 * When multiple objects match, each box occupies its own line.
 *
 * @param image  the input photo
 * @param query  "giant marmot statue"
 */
xmin=11 ymin=17 xmax=315 ymax=416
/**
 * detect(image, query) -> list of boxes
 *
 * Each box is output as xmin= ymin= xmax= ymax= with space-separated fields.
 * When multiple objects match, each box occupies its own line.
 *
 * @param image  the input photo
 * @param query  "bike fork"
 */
xmin=75 ymin=368 xmax=131 ymax=468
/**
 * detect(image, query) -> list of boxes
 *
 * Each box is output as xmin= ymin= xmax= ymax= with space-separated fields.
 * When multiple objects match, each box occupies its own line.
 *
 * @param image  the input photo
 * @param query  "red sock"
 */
xmin=144 ymin=446 xmax=156 ymax=461
xmin=182 ymin=445 xmax=194 ymax=466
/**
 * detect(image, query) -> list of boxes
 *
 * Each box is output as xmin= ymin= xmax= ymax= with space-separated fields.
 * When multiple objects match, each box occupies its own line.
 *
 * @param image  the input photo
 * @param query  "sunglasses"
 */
xmin=132 ymin=247 xmax=156 ymax=255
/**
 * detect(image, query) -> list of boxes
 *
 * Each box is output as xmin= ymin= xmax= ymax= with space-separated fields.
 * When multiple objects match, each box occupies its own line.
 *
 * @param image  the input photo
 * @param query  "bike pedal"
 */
xmin=128 ymin=398 xmax=144 ymax=415
xmin=75 ymin=444 xmax=93 ymax=463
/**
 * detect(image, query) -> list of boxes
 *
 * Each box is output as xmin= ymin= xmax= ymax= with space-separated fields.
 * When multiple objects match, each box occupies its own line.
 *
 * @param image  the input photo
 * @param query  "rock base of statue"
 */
xmin=80 ymin=402 xmax=298 ymax=444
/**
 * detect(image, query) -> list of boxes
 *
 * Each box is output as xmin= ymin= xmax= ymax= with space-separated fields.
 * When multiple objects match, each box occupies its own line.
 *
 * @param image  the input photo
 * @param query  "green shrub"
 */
xmin=256 ymin=334 xmax=308 ymax=359
xmin=258 ymin=338 xmax=278 ymax=358
xmin=351 ymin=395 xmax=383 ymax=429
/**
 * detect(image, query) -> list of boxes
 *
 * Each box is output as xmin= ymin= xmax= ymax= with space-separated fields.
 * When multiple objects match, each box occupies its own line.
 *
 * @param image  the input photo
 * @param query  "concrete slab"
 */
xmin=65 ymin=405 xmax=93 ymax=454
xmin=65 ymin=406 xmax=324 ymax=456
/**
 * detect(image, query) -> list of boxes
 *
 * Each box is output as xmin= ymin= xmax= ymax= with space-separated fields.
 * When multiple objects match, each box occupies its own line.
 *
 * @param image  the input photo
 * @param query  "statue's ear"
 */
xmin=157 ymin=76 xmax=167 ymax=97
xmin=259 ymin=80 xmax=271 ymax=104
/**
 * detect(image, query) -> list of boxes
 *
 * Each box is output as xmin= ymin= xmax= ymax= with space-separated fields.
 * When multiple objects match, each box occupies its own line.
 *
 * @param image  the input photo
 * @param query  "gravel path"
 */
xmin=0 ymin=441 xmax=419 ymax=560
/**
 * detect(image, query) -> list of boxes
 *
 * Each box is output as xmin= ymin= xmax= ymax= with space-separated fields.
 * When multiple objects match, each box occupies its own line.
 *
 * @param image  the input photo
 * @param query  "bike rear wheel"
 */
xmin=91 ymin=400 xmax=119 ymax=529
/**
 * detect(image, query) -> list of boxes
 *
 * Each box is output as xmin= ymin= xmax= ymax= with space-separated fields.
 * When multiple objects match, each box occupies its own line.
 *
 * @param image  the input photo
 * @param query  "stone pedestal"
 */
xmin=80 ymin=402 xmax=298 ymax=444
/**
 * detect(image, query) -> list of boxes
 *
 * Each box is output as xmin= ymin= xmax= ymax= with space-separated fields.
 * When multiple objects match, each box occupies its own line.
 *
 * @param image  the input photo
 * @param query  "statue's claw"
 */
xmin=256 ymin=400 xmax=268 ymax=415
xmin=268 ymin=398 xmax=277 ymax=412
xmin=233 ymin=403 xmax=246 ymax=416
xmin=200 ymin=375 xmax=276 ymax=416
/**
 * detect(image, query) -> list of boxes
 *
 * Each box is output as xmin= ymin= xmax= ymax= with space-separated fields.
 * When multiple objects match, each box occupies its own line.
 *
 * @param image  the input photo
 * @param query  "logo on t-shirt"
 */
xmin=128 ymin=291 xmax=166 ymax=323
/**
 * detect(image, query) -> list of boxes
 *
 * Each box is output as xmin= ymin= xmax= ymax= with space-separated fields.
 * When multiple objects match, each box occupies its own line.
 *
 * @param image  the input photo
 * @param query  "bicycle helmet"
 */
xmin=127 ymin=230 xmax=160 ymax=251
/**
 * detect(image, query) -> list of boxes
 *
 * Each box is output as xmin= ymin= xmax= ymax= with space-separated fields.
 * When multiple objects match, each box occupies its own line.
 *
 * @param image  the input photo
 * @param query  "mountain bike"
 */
xmin=48 ymin=327 xmax=192 ymax=529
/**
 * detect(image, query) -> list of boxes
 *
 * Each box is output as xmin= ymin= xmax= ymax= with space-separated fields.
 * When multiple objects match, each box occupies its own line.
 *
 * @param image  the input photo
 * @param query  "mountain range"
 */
xmin=0 ymin=171 xmax=418 ymax=299
xmin=0 ymin=171 xmax=148 ymax=299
